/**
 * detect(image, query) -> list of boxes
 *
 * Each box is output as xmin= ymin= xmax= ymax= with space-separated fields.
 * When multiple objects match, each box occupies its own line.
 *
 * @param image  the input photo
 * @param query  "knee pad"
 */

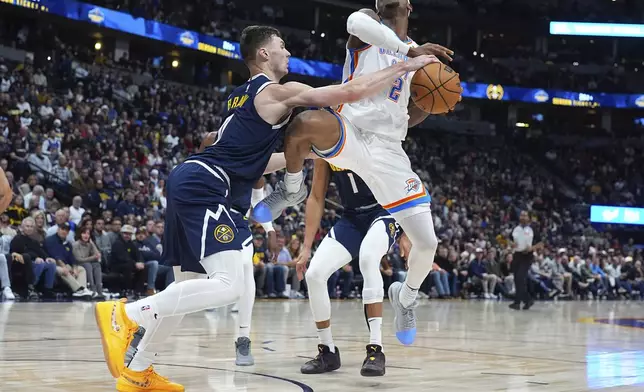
xmin=362 ymin=287 xmax=384 ymax=305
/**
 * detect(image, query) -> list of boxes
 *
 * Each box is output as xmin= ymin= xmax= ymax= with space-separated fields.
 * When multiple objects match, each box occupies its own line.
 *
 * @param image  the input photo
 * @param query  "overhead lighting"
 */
xmin=171 ymin=60 xmax=179 ymax=68
xmin=515 ymin=122 xmax=530 ymax=128
xmin=94 ymin=42 xmax=102 ymax=50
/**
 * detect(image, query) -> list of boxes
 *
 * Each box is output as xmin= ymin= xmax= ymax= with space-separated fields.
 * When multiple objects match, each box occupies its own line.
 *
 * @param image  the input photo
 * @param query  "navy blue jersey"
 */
xmin=328 ymin=163 xmax=379 ymax=214
xmin=190 ymin=73 xmax=289 ymax=187
xmin=230 ymin=180 xmax=253 ymax=213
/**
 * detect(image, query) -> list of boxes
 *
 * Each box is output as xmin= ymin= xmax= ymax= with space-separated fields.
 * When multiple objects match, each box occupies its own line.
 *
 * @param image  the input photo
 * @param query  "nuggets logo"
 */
xmin=635 ymin=95 xmax=644 ymax=108
xmin=405 ymin=178 xmax=421 ymax=194
xmin=534 ymin=90 xmax=549 ymax=103
xmin=179 ymin=32 xmax=196 ymax=46
xmin=388 ymin=223 xmax=396 ymax=238
xmin=214 ymin=224 xmax=235 ymax=243
xmin=88 ymin=8 xmax=105 ymax=24
xmin=328 ymin=163 xmax=346 ymax=172
xmin=486 ymin=84 xmax=504 ymax=100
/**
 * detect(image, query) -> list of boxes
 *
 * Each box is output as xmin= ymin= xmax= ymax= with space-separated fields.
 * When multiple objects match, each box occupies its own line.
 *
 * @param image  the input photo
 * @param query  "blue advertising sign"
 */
xmin=590 ymin=205 xmax=644 ymax=226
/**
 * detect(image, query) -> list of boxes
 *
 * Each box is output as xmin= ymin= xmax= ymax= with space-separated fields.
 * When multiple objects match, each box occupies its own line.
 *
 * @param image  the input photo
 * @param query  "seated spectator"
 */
xmin=30 ymin=210 xmax=48 ymax=244
xmin=46 ymin=209 xmax=75 ymax=242
xmin=265 ymin=234 xmax=287 ymax=298
xmin=279 ymin=236 xmax=303 ymax=298
xmin=328 ymin=264 xmax=355 ymax=299
xmin=484 ymin=249 xmax=507 ymax=298
xmin=9 ymin=217 xmax=55 ymax=299
xmin=134 ymin=226 xmax=174 ymax=294
xmin=93 ymin=217 xmax=115 ymax=263
xmin=68 ymin=196 xmax=85 ymax=225
xmin=44 ymin=223 xmax=92 ymax=298
xmin=6 ymin=195 xmax=27 ymax=226
xmin=469 ymin=249 xmax=497 ymax=299
xmin=500 ymin=253 xmax=515 ymax=295
xmin=72 ymin=227 xmax=103 ymax=299
xmin=554 ymin=249 xmax=573 ymax=298
xmin=632 ymin=260 xmax=644 ymax=298
xmin=619 ymin=256 xmax=636 ymax=297
xmin=109 ymin=225 xmax=146 ymax=295
xmin=431 ymin=246 xmax=452 ymax=298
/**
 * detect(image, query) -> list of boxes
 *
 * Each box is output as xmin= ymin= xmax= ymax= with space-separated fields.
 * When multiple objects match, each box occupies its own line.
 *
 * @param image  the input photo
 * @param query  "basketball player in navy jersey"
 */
xmin=94 ymin=25 xmax=436 ymax=391
xmin=296 ymin=160 xmax=410 ymax=377
xmin=197 ymin=132 xmax=315 ymax=367
xmin=254 ymin=0 xmax=451 ymax=346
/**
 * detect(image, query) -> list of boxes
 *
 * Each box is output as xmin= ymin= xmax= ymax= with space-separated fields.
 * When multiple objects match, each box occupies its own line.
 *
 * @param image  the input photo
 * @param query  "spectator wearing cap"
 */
xmin=44 ymin=222 xmax=92 ymax=298
xmin=9 ymin=217 xmax=55 ymax=299
xmin=109 ymin=224 xmax=146 ymax=294
xmin=73 ymin=227 xmax=103 ymax=299
xmin=134 ymin=226 xmax=174 ymax=295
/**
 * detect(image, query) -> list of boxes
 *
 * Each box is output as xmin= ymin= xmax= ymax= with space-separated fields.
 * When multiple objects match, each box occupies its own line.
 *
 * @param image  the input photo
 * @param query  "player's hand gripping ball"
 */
xmin=411 ymin=62 xmax=463 ymax=114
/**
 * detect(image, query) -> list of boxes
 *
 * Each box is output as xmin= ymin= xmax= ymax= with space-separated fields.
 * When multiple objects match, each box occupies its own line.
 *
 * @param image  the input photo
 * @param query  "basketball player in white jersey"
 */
xmin=255 ymin=0 xmax=454 ymax=345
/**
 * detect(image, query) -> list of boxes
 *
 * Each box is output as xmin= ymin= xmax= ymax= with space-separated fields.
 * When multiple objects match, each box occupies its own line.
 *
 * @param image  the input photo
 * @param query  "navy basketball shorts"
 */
xmin=163 ymin=162 xmax=244 ymax=274
xmin=326 ymin=208 xmax=399 ymax=258
xmin=230 ymin=209 xmax=253 ymax=248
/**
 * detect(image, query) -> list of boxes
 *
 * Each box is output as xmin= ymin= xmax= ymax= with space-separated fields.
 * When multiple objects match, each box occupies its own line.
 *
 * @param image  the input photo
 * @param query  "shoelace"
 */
xmin=146 ymin=367 xmax=171 ymax=383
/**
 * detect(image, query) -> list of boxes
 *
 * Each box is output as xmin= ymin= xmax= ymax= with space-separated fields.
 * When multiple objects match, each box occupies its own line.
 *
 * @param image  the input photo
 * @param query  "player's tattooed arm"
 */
xmin=0 ymin=168 xmax=12 ymax=215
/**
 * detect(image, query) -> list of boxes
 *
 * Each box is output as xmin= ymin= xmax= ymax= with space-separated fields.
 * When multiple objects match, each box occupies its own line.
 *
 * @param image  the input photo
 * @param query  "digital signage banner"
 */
xmin=550 ymin=21 xmax=644 ymax=38
xmin=590 ymin=205 xmax=644 ymax=226
xmin=4 ymin=0 xmax=643 ymax=108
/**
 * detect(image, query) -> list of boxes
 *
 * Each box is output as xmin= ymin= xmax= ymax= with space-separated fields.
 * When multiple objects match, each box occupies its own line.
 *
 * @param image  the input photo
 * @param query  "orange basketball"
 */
xmin=410 ymin=62 xmax=462 ymax=114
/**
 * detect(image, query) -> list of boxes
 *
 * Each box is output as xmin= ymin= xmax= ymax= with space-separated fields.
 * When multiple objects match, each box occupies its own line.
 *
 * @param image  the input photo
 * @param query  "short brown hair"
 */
xmin=240 ymin=25 xmax=281 ymax=63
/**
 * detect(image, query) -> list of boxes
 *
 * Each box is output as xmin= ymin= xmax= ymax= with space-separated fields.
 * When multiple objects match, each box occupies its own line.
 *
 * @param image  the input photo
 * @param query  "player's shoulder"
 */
xmin=356 ymin=8 xmax=379 ymax=20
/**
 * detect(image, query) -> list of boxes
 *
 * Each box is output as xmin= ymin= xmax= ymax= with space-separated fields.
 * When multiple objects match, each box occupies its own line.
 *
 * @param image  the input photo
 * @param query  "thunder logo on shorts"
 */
xmin=214 ymin=224 xmax=235 ymax=243
xmin=405 ymin=178 xmax=421 ymax=194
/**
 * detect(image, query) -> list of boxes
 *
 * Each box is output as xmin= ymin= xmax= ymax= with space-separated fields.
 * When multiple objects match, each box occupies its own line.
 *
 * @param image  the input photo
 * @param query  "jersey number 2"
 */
xmin=388 ymin=60 xmax=407 ymax=103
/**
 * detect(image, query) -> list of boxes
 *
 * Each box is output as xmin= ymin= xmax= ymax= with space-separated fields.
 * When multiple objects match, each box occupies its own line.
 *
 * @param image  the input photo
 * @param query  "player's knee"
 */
xmin=304 ymin=264 xmax=327 ymax=287
xmin=415 ymin=230 xmax=438 ymax=255
xmin=362 ymin=287 xmax=384 ymax=305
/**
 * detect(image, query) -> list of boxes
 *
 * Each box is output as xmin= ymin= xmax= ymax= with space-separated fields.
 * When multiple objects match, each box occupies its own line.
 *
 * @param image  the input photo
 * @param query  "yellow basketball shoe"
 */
xmin=116 ymin=366 xmax=184 ymax=392
xmin=95 ymin=299 xmax=140 ymax=378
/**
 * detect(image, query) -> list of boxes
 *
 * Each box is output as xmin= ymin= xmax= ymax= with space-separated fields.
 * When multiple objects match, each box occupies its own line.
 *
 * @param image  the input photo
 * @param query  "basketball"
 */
xmin=410 ymin=62 xmax=462 ymax=114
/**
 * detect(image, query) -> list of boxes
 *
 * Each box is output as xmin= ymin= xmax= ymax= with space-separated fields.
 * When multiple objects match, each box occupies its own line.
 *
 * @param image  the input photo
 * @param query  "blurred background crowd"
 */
xmin=0 ymin=0 xmax=642 ymax=302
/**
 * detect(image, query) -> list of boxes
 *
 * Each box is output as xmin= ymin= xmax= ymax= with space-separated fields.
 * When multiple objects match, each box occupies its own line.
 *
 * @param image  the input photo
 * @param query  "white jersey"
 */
xmin=338 ymin=39 xmax=416 ymax=141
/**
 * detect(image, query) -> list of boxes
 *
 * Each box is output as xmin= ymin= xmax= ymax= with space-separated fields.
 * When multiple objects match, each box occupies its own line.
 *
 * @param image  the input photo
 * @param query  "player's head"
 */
xmin=376 ymin=0 xmax=412 ymax=18
xmin=240 ymin=25 xmax=290 ymax=79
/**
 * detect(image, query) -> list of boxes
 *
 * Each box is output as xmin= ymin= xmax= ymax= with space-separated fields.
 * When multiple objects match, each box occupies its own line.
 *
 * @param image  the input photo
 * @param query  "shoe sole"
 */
xmin=360 ymin=368 xmax=386 ymax=377
xmin=95 ymin=303 xmax=122 ymax=378
xmin=388 ymin=282 xmax=416 ymax=345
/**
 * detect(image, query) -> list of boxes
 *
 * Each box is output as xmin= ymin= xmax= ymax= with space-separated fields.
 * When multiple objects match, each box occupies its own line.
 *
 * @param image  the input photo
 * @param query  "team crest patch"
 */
xmin=214 ymin=224 xmax=235 ymax=243
xmin=388 ymin=223 xmax=396 ymax=238
xmin=405 ymin=178 xmax=421 ymax=194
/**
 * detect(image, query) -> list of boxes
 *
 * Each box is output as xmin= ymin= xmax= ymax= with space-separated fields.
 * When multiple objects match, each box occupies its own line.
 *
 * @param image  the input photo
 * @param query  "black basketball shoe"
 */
xmin=300 ymin=345 xmax=341 ymax=374
xmin=360 ymin=345 xmax=386 ymax=377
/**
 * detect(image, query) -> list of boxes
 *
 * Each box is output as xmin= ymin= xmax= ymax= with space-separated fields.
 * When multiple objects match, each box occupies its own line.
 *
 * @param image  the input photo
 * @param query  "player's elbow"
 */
xmin=346 ymin=12 xmax=361 ymax=36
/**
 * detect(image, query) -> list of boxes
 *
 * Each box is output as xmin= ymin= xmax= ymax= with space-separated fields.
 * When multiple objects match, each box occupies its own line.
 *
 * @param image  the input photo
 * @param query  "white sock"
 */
xmin=317 ymin=327 xmax=335 ymax=353
xmin=367 ymin=317 xmax=382 ymax=348
xmin=125 ymin=298 xmax=158 ymax=328
xmin=128 ymin=350 xmax=155 ymax=372
xmin=399 ymin=283 xmax=419 ymax=309
xmin=239 ymin=325 xmax=250 ymax=339
xmin=284 ymin=171 xmax=303 ymax=194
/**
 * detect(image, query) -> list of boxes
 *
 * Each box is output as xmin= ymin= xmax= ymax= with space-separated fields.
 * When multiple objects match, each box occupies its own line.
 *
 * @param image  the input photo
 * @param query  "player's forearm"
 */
xmin=344 ymin=61 xmax=408 ymax=102
xmin=347 ymin=11 xmax=408 ymax=55
xmin=302 ymin=196 xmax=324 ymax=250
xmin=263 ymin=153 xmax=287 ymax=174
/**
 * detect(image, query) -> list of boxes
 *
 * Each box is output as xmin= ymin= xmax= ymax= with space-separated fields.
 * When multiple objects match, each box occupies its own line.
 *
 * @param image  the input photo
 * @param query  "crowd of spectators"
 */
xmin=0 ymin=4 xmax=642 ymax=303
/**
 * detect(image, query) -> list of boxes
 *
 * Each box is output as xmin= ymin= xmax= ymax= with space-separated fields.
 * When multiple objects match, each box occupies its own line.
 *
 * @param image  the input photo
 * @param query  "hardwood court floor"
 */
xmin=0 ymin=299 xmax=643 ymax=391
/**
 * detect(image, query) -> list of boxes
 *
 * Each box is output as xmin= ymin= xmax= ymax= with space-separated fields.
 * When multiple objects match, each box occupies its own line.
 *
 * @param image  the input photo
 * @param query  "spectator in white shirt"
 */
xmin=16 ymin=95 xmax=31 ymax=114
xmin=23 ymin=185 xmax=46 ymax=210
xmin=33 ymin=69 xmax=47 ymax=87
xmin=69 ymin=196 xmax=85 ymax=225
xmin=39 ymin=99 xmax=54 ymax=119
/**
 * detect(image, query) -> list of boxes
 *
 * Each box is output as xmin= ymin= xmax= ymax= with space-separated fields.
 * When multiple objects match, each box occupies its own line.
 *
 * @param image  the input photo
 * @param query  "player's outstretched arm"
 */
xmin=295 ymin=159 xmax=331 ymax=280
xmin=0 ymin=168 xmax=12 ymax=215
xmin=278 ymin=55 xmax=438 ymax=110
